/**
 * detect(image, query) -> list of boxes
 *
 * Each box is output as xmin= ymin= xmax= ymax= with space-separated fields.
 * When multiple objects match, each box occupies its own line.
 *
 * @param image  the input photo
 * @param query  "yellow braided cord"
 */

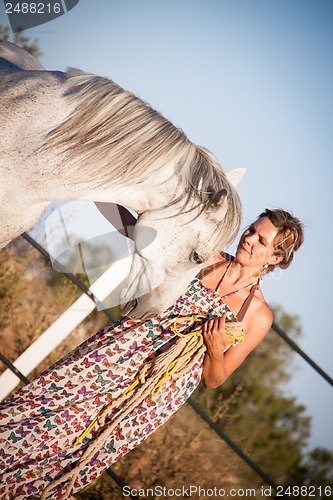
xmin=151 ymin=315 xmax=206 ymax=395
xmin=171 ymin=315 xmax=245 ymax=342
xmin=74 ymin=416 xmax=100 ymax=446
xmin=225 ymin=324 xmax=245 ymax=342
xmin=151 ymin=315 xmax=245 ymax=394
xmin=123 ymin=367 xmax=153 ymax=394
xmin=170 ymin=315 xmax=207 ymax=337
xmin=74 ymin=314 xmax=244 ymax=445
xmin=171 ymin=314 xmax=245 ymax=342
xmin=73 ymin=368 xmax=152 ymax=446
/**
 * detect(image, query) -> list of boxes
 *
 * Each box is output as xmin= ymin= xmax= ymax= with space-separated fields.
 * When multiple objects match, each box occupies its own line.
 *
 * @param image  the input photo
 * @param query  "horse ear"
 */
xmin=226 ymin=168 xmax=246 ymax=187
xmin=208 ymin=188 xmax=227 ymax=205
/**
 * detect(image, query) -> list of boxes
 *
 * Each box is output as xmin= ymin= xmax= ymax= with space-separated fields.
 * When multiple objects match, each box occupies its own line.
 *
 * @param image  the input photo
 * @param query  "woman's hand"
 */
xmin=202 ymin=313 xmax=233 ymax=357
xmin=201 ymin=313 xmax=230 ymax=388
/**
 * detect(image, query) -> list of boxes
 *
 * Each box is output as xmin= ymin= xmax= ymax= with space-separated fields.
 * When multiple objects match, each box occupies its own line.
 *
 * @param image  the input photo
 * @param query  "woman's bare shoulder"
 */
xmin=246 ymin=290 xmax=273 ymax=337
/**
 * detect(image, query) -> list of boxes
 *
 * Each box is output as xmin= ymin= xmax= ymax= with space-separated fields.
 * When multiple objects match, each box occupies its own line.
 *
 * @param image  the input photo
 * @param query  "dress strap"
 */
xmin=215 ymin=261 xmax=233 ymax=292
xmin=236 ymin=279 xmax=260 ymax=322
xmin=216 ymin=260 xmax=261 ymax=321
xmin=196 ymin=252 xmax=232 ymax=282
xmin=198 ymin=256 xmax=260 ymax=321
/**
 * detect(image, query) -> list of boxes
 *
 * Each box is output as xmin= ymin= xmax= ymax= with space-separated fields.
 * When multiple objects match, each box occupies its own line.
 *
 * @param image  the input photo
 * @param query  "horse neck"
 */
xmin=77 ymin=164 xmax=183 ymax=212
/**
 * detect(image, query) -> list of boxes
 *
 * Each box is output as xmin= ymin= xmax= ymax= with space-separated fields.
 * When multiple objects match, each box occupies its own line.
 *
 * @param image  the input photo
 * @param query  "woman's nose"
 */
xmin=244 ymin=233 xmax=256 ymax=246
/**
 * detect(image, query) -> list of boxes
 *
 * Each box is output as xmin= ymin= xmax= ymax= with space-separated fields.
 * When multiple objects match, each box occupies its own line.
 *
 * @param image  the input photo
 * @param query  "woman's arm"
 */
xmin=202 ymin=303 xmax=273 ymax=388
xmin=95 ymin=203 xmax=137 ymax=240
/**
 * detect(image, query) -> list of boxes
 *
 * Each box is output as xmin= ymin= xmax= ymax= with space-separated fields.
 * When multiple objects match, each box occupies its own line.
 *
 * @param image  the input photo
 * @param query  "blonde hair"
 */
xmin=44 ymin=70 xmax=242 ymax=248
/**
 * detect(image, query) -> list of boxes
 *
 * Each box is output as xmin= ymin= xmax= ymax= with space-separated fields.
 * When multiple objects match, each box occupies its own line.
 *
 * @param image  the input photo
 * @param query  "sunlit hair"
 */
xmin=43 ymin=70 xmax=242 ymax=248
xmin=259 ymin=208 xmax=304 ymax=272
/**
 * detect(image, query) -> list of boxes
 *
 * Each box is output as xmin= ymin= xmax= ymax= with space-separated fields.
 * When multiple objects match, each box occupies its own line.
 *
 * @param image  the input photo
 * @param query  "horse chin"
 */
xmin=120 ymin=299 xmax=158 ymax=321
xmin=127 ymin=309 xmax=155 ymax=321
xmin=120 ymin=299 xmax=138 ymax=317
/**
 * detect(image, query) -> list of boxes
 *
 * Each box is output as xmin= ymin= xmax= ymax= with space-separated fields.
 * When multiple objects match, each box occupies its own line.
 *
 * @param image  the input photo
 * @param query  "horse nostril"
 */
xmin=120 ymin=299 xmax=137 ymax=316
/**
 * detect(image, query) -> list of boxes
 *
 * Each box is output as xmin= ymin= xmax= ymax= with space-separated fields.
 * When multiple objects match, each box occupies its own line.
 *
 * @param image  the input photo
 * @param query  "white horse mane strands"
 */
xmin=43 ymin=69 xmax=195 ymax=185
xmin=43 ymin=70 xmax=242 ymax=249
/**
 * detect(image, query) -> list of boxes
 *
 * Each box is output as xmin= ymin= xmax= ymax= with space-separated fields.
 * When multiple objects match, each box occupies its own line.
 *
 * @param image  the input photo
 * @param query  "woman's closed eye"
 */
xmin=249 ymin=224 xmax=266 ymax=246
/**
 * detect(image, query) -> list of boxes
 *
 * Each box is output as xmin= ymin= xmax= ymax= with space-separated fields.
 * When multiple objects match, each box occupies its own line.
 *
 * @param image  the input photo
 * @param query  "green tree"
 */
xmin=0 ymin=24 xmax=42 ymax=58
xmin=192 ymin=306 xmax=332 ymax=488
xmin=292 ymin=448 xmax=333 ymax=489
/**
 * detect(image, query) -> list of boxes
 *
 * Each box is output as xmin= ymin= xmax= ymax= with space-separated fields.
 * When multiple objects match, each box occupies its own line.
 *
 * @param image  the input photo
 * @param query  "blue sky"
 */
xmin=1 ymin=0 xmax=332 ymax=452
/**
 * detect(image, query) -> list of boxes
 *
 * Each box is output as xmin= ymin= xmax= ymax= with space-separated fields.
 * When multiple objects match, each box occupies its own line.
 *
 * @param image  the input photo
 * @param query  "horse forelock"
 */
xmin=43 ymin=69 xmax=194 ymax=186
xmin=177 ymin=146 xmax=242 ymax=249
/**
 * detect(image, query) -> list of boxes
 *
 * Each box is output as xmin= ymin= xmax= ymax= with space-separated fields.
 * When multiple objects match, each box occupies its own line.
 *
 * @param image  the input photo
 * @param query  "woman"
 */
xmin=0 ymin=208 xmax=304 ymax=499
xmin=200 ymin=208 xmax=303 ymax=388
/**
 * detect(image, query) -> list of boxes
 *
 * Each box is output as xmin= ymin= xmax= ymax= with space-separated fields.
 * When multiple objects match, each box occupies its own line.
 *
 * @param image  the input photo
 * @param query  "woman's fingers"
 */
xmin=203 ymin=313 xmax=226 ymax=334
xmin=203 ymin=318 xmax=214 ymax=334
xmin=218 ymin=314 xmax=226 ymax=331
xmin=202 ymin=313 xmax=232 ymax=353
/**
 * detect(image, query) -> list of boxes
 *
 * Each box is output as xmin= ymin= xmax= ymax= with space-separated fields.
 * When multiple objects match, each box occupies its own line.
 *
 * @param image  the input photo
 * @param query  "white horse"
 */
xmin=0 ymin=41 xmax=245 ymax=320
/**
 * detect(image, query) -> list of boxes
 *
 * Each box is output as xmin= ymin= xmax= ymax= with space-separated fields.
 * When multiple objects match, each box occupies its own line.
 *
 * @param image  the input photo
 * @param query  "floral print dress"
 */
xmin=0 ymin=278 xmax=236 ymax=499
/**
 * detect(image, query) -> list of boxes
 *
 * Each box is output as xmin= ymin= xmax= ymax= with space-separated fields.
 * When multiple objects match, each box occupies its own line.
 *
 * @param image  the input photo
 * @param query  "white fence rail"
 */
xmin=0 ymin=256 xmax=131 ymax=401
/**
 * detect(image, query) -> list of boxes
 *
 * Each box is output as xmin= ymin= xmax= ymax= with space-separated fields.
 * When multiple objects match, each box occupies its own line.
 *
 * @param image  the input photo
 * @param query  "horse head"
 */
xmin=120 ymin=168 xmax=245 ymax=320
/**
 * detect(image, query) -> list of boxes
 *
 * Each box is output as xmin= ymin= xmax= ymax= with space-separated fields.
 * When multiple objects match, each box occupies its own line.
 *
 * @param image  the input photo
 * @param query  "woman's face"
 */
xmin=236 ymin=216 xmax=282 ymax=270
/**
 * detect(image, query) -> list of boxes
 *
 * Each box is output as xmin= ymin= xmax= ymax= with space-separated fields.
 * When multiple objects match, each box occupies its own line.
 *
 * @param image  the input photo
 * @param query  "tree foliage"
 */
xmin=0 ymin=239 xmax=109 ymax=380
xmin=0 ymin=24 xmax=43 ymax=59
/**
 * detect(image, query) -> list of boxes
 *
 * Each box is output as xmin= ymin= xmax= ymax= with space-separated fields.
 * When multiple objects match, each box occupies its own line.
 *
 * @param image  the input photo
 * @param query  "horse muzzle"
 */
xmin=120 ymin=298 xmax=138 ymax=317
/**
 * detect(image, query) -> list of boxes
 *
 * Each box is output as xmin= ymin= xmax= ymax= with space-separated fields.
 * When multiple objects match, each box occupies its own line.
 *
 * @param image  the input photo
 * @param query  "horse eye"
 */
xmin=191 ymin=251 xmax=204 ymax=265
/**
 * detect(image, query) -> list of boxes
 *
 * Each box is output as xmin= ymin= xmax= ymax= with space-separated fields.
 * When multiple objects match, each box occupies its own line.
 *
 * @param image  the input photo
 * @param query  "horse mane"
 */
xmin=44 ymin=70 xmax=242 ymax=248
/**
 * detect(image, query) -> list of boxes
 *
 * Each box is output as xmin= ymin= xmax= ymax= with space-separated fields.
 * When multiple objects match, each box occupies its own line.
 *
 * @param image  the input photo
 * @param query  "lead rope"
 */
xmin=41 ymin=315 xmax=244 ymax=499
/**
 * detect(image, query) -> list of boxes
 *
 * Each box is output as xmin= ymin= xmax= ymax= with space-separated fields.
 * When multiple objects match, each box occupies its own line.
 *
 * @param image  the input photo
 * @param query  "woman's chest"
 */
xmin=199 ymin=276 xmax=251 ymax=320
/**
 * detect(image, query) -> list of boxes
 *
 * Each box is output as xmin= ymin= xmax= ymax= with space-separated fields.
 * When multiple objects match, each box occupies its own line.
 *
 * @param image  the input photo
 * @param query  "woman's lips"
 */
xmin=241 ymin=245 xmax=250 ymax=255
